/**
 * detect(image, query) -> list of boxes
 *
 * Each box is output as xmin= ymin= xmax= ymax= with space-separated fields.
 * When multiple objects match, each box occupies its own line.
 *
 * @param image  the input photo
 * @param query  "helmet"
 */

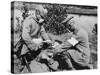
xmin=25 ymin=4 xmax=48 ymax=17
xmin=35 ymin=4 xmax=48 ymax=17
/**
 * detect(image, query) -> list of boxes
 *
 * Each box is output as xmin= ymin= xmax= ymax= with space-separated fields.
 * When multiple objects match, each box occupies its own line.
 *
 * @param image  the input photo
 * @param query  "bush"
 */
xmin=43 ymin=4 xmax=70 ymax=35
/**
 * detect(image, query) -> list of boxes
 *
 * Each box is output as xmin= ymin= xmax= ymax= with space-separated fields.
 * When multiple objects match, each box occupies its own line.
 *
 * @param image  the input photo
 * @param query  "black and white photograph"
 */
xmin=11 ymin=1 xmax=97 ymax=74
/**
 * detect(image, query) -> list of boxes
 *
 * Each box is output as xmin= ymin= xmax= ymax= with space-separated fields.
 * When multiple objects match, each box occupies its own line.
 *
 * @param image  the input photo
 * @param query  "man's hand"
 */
xmin=39 ymin=51 xmax=51 ymax=60
xmin=42 ymin=40 xmax=52 ymax=44
xmin=54 ymin=44 xmax=62 ymax=50
xmin=62 ymin=41 xmax=72 ymax=48
xmin=51 ymin=41 xmax=72 ymax=53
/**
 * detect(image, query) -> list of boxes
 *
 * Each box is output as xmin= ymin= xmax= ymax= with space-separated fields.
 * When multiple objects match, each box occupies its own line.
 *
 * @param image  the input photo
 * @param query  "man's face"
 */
xmin=35 ymin=10 xmax=41 ymax=19
xmin=36 ymin=12 xmax=45 ymax=24
xmin=69 ymin=20 xmax=76 ymax=31
xmin=28 ymin=10 xmax=35 ymax=16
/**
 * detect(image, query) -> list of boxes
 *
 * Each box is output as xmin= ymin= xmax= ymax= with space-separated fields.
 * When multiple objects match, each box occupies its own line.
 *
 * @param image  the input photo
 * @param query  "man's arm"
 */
xmin=22 ymin=19 xmax=38 ymax=51
xmin=22 ymin=20 xmax=32 ymax=43
xmin=73 ymin=29 xmax=89 ymax=53
xmin=52 ymin=37 xmax=78 ymax=53
xmin=40 ymin=26 xmax=52 ymax=43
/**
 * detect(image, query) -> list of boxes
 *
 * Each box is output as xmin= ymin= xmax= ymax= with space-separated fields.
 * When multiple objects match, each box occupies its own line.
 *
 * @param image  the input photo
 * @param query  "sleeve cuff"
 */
xmin=67 ymin=37 xmax=79 ymax=46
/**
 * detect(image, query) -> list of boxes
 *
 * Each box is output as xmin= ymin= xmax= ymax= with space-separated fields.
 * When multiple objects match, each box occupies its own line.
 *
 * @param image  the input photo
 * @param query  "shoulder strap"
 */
xmin=31 ymin=17 xmax=39 ymax=24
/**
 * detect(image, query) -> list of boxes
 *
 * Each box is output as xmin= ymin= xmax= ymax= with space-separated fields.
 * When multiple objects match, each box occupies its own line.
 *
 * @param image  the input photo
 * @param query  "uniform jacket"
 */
xmin=22 ymin=15 xmax=50 ymax=50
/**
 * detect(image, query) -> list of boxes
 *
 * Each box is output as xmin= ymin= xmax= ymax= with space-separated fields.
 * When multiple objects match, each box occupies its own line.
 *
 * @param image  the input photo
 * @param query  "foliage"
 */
xmin=43 ymin=4 xmax=70 ymax=35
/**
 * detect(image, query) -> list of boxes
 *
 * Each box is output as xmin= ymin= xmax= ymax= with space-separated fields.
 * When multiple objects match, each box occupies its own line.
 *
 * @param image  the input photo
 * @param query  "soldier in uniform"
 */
xmin=53 ymin=18 xmax=91 ymax=70
xmin=22 ymin=4 xmax=52 ymax=73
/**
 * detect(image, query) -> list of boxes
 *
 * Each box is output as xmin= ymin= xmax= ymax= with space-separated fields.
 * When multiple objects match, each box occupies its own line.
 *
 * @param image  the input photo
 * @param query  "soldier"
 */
xmin=53 ymin=18 xmax=91 ymax=70
xmin=21 ymin=4 xmax=52 ymax=73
